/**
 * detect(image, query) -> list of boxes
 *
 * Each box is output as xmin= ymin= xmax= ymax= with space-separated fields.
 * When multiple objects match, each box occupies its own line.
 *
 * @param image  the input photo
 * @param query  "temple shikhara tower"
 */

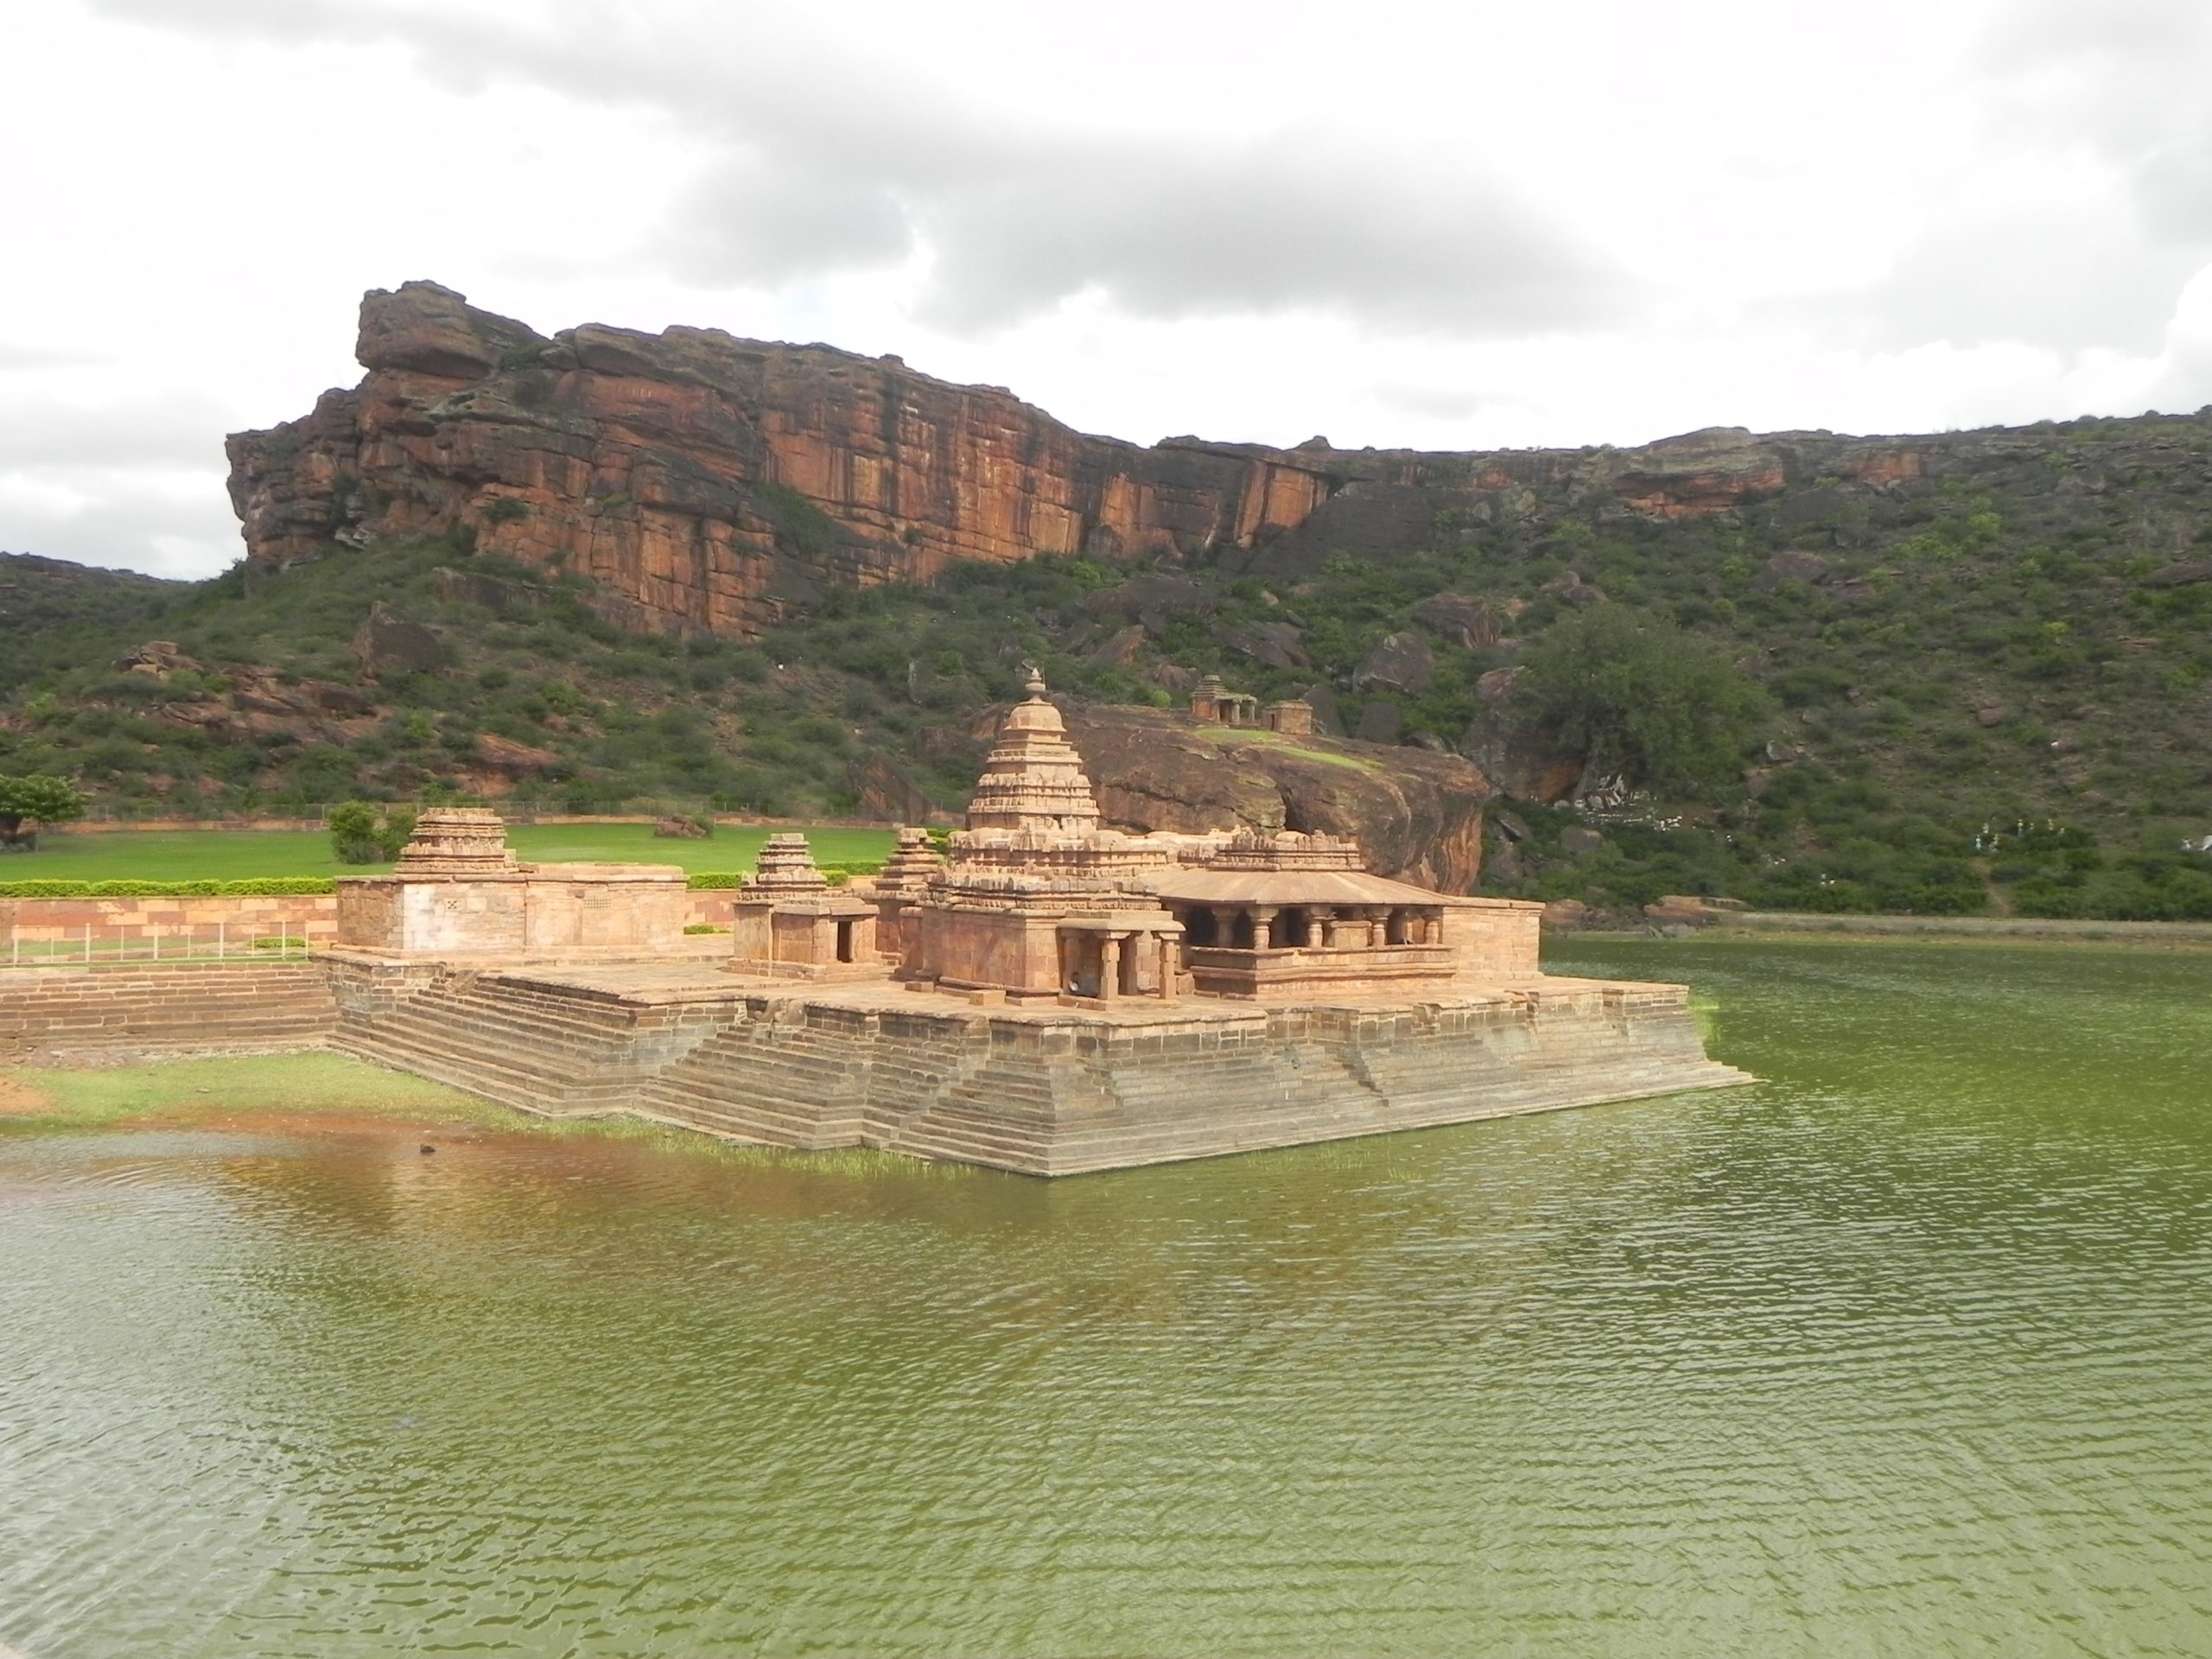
xmin=321 ymin=674 xmax=1750 ymax=1173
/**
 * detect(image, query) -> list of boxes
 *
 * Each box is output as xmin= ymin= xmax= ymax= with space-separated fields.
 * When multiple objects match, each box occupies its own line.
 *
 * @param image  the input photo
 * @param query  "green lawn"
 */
xmin=8 ymin=823 xmax=896 ymax=881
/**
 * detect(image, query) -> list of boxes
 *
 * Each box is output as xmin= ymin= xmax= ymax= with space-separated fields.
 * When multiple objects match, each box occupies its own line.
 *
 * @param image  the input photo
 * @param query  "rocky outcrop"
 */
xmin=353 ymin=601 xmax=446 ymax=677
xmin=229 ymin=282 xmax=1341 ymax=639
xmin=1350 ymin=631 xmax=1435 ymax=695
xmin=1057 ymin=705 xmax=1494 ymax=892
xmin=228 ymin=283 xmax=1943 ymax=639
xmin=1459 ymin=667 xmax=1586 ymax=804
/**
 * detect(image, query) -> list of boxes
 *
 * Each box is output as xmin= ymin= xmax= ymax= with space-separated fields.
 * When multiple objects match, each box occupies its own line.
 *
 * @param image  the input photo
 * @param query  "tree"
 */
xmin=1515 ymin=605 xmax=1772 ymax=797
xmin=328 ymin=801 xmax=417 ymax=865
xmin=0 ymin=773 xmax=89 ymax=851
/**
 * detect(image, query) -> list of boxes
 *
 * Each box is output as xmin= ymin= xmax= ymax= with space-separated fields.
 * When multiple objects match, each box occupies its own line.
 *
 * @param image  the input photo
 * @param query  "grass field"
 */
xmin=6 ymin=823 xmax=898 ymax=881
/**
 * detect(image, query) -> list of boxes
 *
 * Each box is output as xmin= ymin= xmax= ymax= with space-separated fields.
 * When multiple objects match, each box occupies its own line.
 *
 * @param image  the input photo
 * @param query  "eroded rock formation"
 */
xmin=1059 ymin=705 xmax=1493 ymax=893
xmin=228 ymin=282 xmax=1936 ymax=639
xmin=229 ymin=283 xmax=1336 ymax=639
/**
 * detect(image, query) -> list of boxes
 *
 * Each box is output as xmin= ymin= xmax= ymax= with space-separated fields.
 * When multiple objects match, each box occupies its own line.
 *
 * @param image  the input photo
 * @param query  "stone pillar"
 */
xmin=1314 ymin=906 xmax=1337 ymax=948
xmin=1364 ymin=909 xmax=1387 ymax=948
xmin=1211 ymin=907 xmax=1237 ymax=949
xmin=1157 ymin=934 xmax=1178 ymax=1001
xmin=1251 ymin=906 xmax=1279 ymax=950
xmin=1099 ymin=935 xmax=1121 ymax=1001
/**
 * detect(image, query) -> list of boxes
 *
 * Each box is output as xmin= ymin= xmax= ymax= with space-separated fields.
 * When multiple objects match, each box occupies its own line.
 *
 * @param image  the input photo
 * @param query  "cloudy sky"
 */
xmin=9 ymin=0 xmax=2212 ymax=579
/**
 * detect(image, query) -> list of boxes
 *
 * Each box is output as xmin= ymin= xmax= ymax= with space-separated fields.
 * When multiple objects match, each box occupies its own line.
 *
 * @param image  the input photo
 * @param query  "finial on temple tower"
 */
xmin=1021 ymin=662 xmax=1048 ymax=699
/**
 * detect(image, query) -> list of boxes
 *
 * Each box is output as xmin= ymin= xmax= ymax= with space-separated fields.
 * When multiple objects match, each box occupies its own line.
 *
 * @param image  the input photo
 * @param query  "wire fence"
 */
xmin=3 ymin=924 xmax=315 ymax=969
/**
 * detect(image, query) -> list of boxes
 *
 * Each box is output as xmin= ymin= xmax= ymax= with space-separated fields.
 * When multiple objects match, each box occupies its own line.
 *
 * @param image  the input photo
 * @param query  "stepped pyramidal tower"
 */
xmin=961 ymin=665 xmax=1104 ymax=835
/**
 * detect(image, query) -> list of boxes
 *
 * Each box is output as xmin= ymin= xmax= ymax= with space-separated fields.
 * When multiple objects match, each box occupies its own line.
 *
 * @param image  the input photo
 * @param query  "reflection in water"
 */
xmin=2 ymin=940 xmax=2209 ymax=1656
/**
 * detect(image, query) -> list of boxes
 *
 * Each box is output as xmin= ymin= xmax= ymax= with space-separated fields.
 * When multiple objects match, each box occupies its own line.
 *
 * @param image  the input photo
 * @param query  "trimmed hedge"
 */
xmin=0 ymin=865 xmax=887 ymax=899
xmin=0 ymin=877 xmax=338 ymax=899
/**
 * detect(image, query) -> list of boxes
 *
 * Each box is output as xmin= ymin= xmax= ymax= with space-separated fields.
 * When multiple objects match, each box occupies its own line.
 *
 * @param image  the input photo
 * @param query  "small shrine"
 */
xmin=1189 ymin=674 xmax=1317 ymax=736
xmin=728 ymin=833 xmax=880 ymax=979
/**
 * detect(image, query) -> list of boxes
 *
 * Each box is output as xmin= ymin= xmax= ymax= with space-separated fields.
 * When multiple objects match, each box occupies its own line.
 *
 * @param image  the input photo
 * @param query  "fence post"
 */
xmin=218 ymin=919 xmax=226 ymax=961
xmin=84 ymin=924 xmax=91 ymax=964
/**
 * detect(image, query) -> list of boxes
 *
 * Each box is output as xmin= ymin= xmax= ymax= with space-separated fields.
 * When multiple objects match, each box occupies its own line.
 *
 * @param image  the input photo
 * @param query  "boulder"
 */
xmin=1758 ymin=550 xmax=1830 ymax=586
xmin=653 ymin=814 xmax=711 ymax=839
xmin=1355 ymin=702 xmax=1403 ymax=744
xmin=114 ymin=641 xmax=201 ymax=678
xmin=1217 ymin=619 xmax=1310 ymax=670
xmin=1351 ymin=630 xmax=1435 ymax=695
xmin=1411 ymin=593 xmax=1504 ymax=649
xmin=2145 ymin=559 xmax=2212 ymax=588
xmin=1059 ymin=704 xmax=1497 ymax=892
xmin=1083 ymin=575 xmax=1212 ymax=629
xmin=1298 ymin=681 xmax=1346 ymax=736
xmin=1541 ymin=569 xmax=1606 ymax=607
xmin=1560 ymin=825 xmax=1605 ymax=855
xmin=353 ymin=602 xmax=447 ymax=677
xmin=1086 ymin=624 xmax=1149 ymax=668
xmin=1542 ymin=899 xmax=1592 ymax=929
xmin=1459 ymin=666 xmax=1586 ymax=803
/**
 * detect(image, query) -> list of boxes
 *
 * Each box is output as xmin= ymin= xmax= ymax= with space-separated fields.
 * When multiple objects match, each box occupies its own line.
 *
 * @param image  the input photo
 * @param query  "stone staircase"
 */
xmin=639 ymin=1009 xmax=883 ymax=1147
xmin=334 ymin=970 xmax=729 ymax=1114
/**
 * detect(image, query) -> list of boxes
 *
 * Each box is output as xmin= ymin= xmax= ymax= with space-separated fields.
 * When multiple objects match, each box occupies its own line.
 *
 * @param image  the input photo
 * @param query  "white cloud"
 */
xmin=3 ymin=0 xmax=2209 ymax=579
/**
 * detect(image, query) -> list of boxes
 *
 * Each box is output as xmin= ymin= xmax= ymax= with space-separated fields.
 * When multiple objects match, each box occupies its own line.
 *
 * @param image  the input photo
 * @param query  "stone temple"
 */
xmin=323 ymin=676 xmax=1751 ymax=1174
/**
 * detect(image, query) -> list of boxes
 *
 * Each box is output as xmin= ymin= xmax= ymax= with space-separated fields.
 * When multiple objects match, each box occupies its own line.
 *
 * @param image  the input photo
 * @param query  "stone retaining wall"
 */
xmin=1 ymin=894 xmax=338 ymax=957
xmin=1 ymin=892 xmax=735 ymax=958
xmin=0 ymin=962 xmax=340 ymax=1065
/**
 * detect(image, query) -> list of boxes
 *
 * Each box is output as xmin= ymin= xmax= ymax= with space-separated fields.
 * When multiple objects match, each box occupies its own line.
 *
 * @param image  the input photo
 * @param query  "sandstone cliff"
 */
xmin=229 ymin=282 xmax=1936 ymax=638
xmin=228 ymin=283 xmax=1334 ymax=639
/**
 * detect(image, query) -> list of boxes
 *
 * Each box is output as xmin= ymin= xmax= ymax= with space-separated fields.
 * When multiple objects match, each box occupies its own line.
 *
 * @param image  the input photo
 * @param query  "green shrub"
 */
xmin=327 ymin=800 xmax=415 ymax=864
xmin=686 ymin=872 xmax=746 ymax=890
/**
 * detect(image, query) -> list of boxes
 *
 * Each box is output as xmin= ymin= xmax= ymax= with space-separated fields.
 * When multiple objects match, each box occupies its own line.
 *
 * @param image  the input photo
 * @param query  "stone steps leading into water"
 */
xmin=334 ymin=971 xmax=736 ymax=1114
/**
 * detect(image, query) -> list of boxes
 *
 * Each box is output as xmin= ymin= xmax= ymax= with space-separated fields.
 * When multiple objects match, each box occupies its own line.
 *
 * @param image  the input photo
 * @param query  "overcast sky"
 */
xmin=9 ymin=0 xmax=2212 ymax=580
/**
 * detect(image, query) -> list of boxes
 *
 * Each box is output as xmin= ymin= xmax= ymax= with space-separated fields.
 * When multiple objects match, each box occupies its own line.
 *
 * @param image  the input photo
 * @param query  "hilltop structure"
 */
xmin=307 ymin=676 xmax=1751 ymax=1173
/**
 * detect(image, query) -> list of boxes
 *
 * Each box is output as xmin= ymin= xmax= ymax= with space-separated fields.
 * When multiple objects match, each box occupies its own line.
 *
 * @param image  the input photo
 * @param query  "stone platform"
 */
xmin=325 ymin=956 xmax=1751 ymax=1175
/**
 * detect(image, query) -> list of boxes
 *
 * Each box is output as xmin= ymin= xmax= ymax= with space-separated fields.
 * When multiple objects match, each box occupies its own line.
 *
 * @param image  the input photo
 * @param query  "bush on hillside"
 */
xmin=1513 ymin=606 xmax=1773 ymax=797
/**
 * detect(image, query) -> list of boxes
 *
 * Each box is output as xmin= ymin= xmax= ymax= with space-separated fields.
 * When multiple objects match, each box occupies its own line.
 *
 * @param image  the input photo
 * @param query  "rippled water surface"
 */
xmin=3 ymin=939 xmax=2211 ymax=1657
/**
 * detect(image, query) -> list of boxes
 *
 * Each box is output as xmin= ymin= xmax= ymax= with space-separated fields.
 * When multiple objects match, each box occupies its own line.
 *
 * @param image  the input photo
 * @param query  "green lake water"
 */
xmin=3 ymin=938 xmax=2209 ymax=1657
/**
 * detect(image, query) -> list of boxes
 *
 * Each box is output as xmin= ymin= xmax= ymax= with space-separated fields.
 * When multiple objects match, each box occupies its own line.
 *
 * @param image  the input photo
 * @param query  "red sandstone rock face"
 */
xmin=228 ymin=283 xmax=1341 ymax=639
xmin=228 ymin=284 xmax=1934 ymax=637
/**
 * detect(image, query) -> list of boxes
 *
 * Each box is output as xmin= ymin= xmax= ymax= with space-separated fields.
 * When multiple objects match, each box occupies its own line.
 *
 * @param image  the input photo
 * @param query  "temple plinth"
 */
xmin=326 ymin=670 xmax=1751 ymax=1174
